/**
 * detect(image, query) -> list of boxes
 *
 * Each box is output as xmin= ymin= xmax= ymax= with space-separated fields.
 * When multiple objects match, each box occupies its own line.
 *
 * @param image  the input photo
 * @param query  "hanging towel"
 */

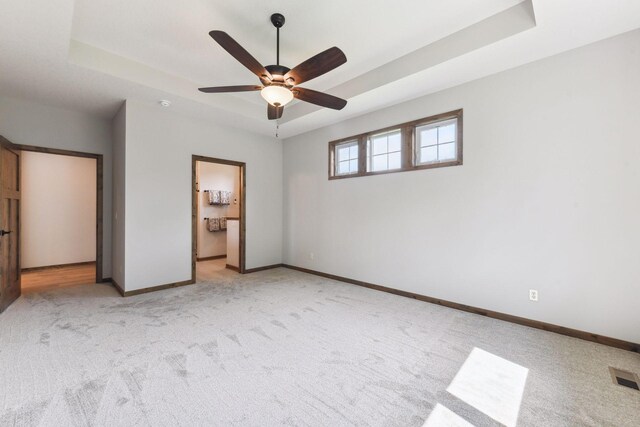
xmin=207 ymin=217 xmax=220 ymax=232
xmin=221 ymin=191 xmax=231 ymax=205
xmin=220 ymin=217 xmax=227 ymax=230
xmin=206 ymin=190 xmax=221 ymax=205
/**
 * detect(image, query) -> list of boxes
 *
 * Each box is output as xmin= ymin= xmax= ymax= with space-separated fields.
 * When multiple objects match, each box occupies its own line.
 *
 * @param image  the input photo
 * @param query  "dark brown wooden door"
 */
xmin=0 ymin=143 xmax=20 ymax=313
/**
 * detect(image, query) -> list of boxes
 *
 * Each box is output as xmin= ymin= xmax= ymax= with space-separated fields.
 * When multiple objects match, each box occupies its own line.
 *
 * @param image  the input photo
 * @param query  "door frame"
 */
xmin=0 ymin=136 xmax=104 ymax=283
xmin=192 ymin=155 xmax=246 ymax=280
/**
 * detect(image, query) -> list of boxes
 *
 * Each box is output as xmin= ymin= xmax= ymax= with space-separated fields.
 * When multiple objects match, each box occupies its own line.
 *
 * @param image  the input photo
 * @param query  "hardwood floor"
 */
xmin=21 ymin=258 xmax=233 ymax=294
xmin=21 ymin=262 xmax=96 ymax=292
xmin=196 ymin=258 xmax=238 ymax=282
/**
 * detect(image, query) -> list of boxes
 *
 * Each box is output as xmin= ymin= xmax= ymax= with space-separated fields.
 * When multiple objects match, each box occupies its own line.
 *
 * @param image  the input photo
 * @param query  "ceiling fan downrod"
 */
xmin=271 ymin=13 xmax=285 ymax=66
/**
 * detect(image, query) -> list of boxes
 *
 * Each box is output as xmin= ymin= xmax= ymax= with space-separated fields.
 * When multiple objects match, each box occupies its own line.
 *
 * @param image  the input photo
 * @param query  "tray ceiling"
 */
xmin=1 ymin=1 xmax=639 ymax=138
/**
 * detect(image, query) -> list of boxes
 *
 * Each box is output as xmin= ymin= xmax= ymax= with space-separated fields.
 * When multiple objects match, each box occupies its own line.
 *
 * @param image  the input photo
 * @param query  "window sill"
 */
xmin=329 ymin=159 xmax=462 ymax=180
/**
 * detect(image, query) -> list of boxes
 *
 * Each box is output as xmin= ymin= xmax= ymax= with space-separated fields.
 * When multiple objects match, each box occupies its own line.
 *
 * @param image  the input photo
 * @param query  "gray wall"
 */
xmin=282 ymin=29 xmax=640 ymax=343
xmin=119 ymin=100 xmax=283 ymax=291
xmin=111 ymin=102 xmax=126 ymax=287
xmin=0 ymin=96 xmax=113 ymax=279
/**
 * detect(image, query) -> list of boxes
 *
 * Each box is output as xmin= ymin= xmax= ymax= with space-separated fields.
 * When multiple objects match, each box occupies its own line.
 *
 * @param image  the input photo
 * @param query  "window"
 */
xmin=328 ymin=109 xmax=462 ymax=179
xmin=333 ymin=140 xmax=359 ymax=176
xmin=367 ymin=130 xmax=402 ymax=172
xmin=416 ymin=119 xmax=457 ymax=165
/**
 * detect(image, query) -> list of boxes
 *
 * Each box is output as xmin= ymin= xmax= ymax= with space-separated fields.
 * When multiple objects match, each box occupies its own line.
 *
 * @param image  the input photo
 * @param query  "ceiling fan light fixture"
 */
xmin=199 ymin=13 xmax=347 ymax=120
xmin=260 ymin=85 xmax=294 ymax=107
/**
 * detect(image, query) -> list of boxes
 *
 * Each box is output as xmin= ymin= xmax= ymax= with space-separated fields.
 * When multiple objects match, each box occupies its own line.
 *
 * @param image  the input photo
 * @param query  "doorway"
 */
xmin=0 ymin=136 xmax=103 ymax=313
xmin=192 ymin=155 xmax=245 ymax=282
xmin=20 ymin=151 xmax=98 ymax=292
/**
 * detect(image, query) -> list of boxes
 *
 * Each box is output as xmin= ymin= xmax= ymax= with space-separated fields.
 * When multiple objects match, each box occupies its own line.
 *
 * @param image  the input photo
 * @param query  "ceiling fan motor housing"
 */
xmin=265 ymin=64 xmax=291 ymax=84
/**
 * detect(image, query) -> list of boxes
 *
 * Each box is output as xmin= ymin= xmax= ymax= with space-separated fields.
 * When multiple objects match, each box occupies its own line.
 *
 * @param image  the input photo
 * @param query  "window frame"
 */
xmin=332 ymin=139 xmax=360 ymax=176
xmin=366 ymin=129 xmax=403 ymax=173
xmin=328 ymin=109 xmax=463 ymax=180
xmin=414 ymin=117 xmax=459 ymax=166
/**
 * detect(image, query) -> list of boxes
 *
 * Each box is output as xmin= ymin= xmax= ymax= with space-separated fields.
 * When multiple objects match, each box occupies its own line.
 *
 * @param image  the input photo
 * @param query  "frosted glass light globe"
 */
xmin=260 ymin=85 xmax=294 ymax=107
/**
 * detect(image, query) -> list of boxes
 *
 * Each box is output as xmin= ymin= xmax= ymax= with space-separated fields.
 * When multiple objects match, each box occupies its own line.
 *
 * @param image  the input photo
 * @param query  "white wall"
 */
xmin=20 ymin=152 xmax=96 ymax=268
xmin=282 ymin=29 xmax=640 ymax=343
xmin=120 ymin=100 xmax=282 ymax=291
xmin=0 ymin=96 xmax=113 ymax=278
xmin=196 ymin=161 xmax=240 ymax=259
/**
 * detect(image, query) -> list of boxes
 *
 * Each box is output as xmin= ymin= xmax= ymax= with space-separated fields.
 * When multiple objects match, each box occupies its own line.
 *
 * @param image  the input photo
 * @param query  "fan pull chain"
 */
xmin=276 ymin=122 xmax=279 ymax=138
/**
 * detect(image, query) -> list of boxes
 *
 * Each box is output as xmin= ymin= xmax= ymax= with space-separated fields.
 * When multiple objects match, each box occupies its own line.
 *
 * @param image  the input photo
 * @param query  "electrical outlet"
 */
xmin=309 ymin=252 xmax=315 ymax=260
xmin=529 ymin=289 xmax=538 ymax=302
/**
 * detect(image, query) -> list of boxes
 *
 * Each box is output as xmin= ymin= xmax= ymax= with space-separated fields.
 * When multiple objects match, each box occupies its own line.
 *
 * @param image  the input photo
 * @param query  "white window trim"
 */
xmin=334 ymin=140 xmax=359 ymax=176
xmin=367 ymin=129 xmax=403 ymax=173
xmin=415 ymin=118 xmax=458 ymax=166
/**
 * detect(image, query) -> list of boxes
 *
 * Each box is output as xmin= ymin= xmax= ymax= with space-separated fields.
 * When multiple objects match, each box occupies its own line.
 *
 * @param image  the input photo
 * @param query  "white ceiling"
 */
xmin=1 ymin=0 xmax=639 ymax=138
xmin=71 ymin=0 xmax=521 ymax=93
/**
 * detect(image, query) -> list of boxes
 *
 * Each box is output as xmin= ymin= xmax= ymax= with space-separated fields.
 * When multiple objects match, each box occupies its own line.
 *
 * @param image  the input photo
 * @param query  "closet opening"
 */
xmin=192 ymin=155 xmax=245 ymax=282
xmin=19 ymin=148 xmax=101 ymax=293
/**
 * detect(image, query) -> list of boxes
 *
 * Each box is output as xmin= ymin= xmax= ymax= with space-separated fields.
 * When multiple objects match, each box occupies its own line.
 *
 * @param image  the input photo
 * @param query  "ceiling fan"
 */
xmin=199 ymin=13 xmax=347 ymax=120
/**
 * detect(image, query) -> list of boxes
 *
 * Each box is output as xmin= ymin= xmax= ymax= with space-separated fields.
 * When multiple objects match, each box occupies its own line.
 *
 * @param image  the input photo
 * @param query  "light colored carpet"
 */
xmin=0 ymin=268 xmax=638 ymax=426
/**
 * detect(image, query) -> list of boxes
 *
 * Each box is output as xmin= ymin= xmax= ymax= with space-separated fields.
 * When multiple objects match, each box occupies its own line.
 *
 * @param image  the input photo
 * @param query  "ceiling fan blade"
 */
xmin=267 ymin=103 xmax=284 ymax=120
xmin=284 ymin=47 xmax=346 ymax=85
xmin=209 ymin=31 xmax=272 ymax=82
xmin=294 ymin=87 xmax=347 ymax=110
xmin=199 ymin=85 xmax=262 ymax=93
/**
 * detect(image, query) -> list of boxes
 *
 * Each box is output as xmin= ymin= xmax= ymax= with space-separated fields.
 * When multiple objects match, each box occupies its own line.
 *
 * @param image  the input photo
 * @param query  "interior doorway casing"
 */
xmin=1 ymin=136 xmax=104 ymax=284
xmin=192 ymin=155 xmax=246 ymax=280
